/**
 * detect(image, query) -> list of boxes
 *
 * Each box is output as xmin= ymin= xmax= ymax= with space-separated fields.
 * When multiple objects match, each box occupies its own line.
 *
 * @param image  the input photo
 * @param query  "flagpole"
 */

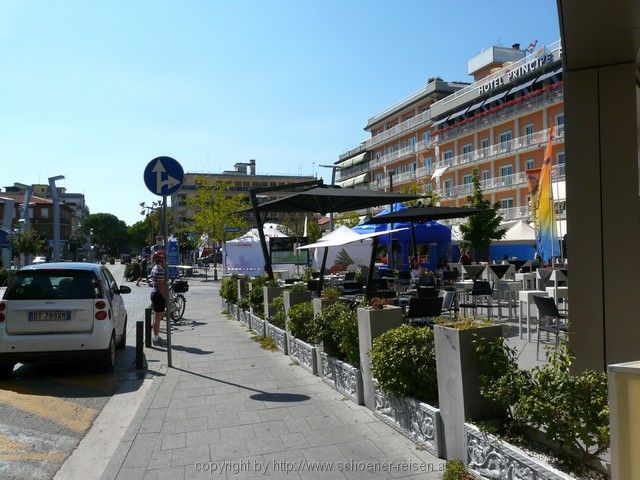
xmin=549 ymin=128 xmax=556 ymax=268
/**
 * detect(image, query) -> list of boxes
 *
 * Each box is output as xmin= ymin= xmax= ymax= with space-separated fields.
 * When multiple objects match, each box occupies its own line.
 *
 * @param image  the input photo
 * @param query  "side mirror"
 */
xmin=119 ymin=285 xmax=132 ymax=294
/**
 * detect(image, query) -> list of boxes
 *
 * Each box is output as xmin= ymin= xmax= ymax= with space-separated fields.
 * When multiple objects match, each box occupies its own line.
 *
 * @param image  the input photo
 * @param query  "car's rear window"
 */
xmin=3 ymin=270 xmax=102 ymax=300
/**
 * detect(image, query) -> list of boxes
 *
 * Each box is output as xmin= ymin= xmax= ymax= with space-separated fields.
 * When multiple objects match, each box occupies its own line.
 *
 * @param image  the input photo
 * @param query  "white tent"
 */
xmin=502 ymin=220 xmax=536 ymax=243
xmin=298 ymin=226 xmax=407 ymax=273
xmin=224 ymin=223 xmax=287 ymax=276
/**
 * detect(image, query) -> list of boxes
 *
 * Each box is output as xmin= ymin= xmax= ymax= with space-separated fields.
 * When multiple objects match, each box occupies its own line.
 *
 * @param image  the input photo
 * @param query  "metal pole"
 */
xmin=136 ymin=321 xmax=144 ymax=370
xmin=329 ymin=167 xmax=336 ymax=231
xmin=163 ymin=196 xmax=172 ymax=367
xmin=48 ymin=177 xmax=64 ymax=260
xmin=366 ymin=237 xmax=379 ymax=297
xmin=388 ymin=171 xmax=395 ymax=270
xmin=317 ymin=247 xmax=329 ymax=296
xmin=251 ymin=191 xmax=274 ymax=280
xmin=145 ymin=307 xmax=152 ymax=348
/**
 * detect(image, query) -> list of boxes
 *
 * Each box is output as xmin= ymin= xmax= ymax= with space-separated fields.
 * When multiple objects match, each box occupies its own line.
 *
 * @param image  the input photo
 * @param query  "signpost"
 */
xmin=143 ymin=156 xmax=184 ymax=368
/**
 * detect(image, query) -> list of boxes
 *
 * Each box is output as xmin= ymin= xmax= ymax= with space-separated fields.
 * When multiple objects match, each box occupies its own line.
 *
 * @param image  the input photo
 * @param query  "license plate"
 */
xmin=29 ymin=311 xmax=71 ymax=321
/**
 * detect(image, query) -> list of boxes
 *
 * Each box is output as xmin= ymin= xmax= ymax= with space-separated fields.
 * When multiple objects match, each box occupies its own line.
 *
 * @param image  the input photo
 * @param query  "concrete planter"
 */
xmin=357 ymin=305 xmax=404 ymax=409
xmin=265 ymin=322 xmax=288 ymax=354
xmin=237 ymin=277 xmax=249 ymax=303
xmin=228 ymin=303 xmax=238 ymax=319
xmin=312 ymin=297 xmax=348 ymax=318
xmin=263 ymin=286 xmax=284 ymax=320
xmin=465 ymin=423 xmax=573 ymax=480
xmin=319 ymin=352 xmax=364 ymax=405
xmin=287 ymin=335 xmax=318 ymax=375
xmin=250 ymin=311 xmax=266 ymax=337
xmin=373 ymin=381 xmax=443 ymax=458
xmin=284 ymin=291 xmax=313 ymax=325
xmin=434 ymin=324 xmax=504 ymax=461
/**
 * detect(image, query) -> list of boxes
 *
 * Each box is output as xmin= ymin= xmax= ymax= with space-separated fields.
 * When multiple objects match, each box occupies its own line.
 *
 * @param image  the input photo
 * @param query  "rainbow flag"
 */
xmin=535 ymin=126 xmax=557 ymax=261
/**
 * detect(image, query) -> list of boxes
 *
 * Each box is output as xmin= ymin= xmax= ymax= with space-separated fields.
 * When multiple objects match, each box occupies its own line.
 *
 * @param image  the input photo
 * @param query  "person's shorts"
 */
xmin=151 ymin=291 xmax=165 ymax=312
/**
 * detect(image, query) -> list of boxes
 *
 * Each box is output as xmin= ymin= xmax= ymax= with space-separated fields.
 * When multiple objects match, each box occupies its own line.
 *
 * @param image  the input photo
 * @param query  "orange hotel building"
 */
xmin=336 ymin=40 xmax=565 ymax=228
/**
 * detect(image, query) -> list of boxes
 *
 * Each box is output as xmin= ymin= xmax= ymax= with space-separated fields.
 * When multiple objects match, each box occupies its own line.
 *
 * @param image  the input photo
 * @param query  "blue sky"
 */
xmin=0 ymin=0 xmax=561 ymax=225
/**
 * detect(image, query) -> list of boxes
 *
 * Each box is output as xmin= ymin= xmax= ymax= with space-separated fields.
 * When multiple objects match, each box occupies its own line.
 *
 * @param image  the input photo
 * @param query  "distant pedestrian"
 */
xmin=135 ymin=256 xmax=148 ymax=286
xmin=150 ymin=251 xmax=167 ymax=346
xmin=459 ymin=248 xmax=471 ymax=265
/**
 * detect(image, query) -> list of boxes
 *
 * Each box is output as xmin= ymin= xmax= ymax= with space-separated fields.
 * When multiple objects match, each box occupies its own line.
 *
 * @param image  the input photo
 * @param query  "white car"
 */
xmin=0 ymin=262 xmax=131 ymax=378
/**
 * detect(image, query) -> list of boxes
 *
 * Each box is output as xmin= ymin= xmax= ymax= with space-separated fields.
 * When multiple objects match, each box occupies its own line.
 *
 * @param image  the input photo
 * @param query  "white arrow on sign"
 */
xmin=152 ymin=159 xmax=180 ymax=194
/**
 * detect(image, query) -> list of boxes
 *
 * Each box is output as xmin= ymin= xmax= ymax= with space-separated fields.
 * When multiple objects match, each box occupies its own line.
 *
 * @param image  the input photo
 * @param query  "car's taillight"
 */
xmin=0 ymin=302 xmax=5 ymax=323
xmin=95 ymin=299 xmax=108 ymax=321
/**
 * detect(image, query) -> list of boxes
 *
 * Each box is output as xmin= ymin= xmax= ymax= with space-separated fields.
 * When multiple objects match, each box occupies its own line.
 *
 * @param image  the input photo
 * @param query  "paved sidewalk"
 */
xmin=99 ymin=279 xmax=445 ymax=480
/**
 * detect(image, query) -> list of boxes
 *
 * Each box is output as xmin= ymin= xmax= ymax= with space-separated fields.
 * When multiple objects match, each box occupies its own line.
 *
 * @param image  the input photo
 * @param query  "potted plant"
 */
xmin=312 ymin=286 xmax=343 ymax=318
xmin=263 ymin=281 xmax=283 ymax=320
xmin=369 ymin=324 xmax=443 ymax=457
xmin=315 ymin=303 xmax=363 ymax=404
xmin=433 ymin=316 xmax=503 ymax=462
xmin=286 ymin=301 xmax=318 ymax=374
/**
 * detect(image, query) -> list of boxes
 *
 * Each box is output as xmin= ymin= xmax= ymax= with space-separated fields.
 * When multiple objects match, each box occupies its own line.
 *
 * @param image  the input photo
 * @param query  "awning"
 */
xmin=483 ymin=89 xmax=508 ymax=106
xmin=447 ymin=107 xmax=468 ymax=122
xmin=466 ymin=99 xmax=485 ymax=115
xmin=507 ymin=76 xmax=539 ymax=96
xmin=431 ymin=165 xmax=449 ymax=179
xmin=536 ymin=67 xmax=563 ymax=84
xmin=335 ymin=172 xmax=370 ymax=188
xmin=431 ymin=116 xmax=450 ymax=128
xmin=297 ymin=227 xmax=409 ymax=250
xmin=336 ymin=151 xmax=369 ymax=169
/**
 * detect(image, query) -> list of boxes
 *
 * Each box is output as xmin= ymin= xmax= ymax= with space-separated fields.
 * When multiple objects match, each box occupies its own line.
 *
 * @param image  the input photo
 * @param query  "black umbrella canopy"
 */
xmin=248 ymin=187 xmax=421 ymax=215
xmin=362 ymin=205 xmax=488 ymax=224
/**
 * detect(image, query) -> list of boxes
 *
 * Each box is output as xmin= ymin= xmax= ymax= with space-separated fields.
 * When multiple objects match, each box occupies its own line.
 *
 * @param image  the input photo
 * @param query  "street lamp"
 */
xmin=319 ymin=164 xmax=343 ymax=231
xmin=48 ymin=175 xmax=65 ymax=261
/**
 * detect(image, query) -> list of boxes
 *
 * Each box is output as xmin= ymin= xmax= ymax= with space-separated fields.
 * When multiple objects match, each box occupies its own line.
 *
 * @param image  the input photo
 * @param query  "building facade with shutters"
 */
xmin=337 ymin=40 xmax=565 ymax=228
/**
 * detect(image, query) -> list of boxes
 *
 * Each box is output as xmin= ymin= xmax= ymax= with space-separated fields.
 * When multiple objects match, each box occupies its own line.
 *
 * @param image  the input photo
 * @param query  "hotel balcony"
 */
xmin=370 ymin=165 xmax=432 ymax=190
xmin=433 ymin=125 xmax=565 ymax=172
xmin=369 ymin=138 xmax=432 ymax=170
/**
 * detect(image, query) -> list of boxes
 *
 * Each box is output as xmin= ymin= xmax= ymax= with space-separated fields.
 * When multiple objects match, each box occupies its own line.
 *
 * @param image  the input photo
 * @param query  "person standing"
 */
xmin=459 ymin=248 xmax=471 ymax=265
xmin=135 ymin=255 xmax=148 ymax=286
xmin=150 ymin=250 xmax=167 ymax=346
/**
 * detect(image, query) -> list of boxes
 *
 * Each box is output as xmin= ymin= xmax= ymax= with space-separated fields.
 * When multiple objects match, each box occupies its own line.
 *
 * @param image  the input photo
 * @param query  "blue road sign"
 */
xmin=224 ymin=226 xmax=241 ymax=233
xmin=167 ymin=237 xmax=179 ymax=279
xmin=144 ymin=156 xmax=184 ymax=196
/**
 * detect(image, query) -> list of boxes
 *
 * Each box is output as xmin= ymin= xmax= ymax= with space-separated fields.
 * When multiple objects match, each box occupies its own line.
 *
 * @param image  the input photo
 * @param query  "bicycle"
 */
xmin=169 ymin=279 xmax=188 ymax=322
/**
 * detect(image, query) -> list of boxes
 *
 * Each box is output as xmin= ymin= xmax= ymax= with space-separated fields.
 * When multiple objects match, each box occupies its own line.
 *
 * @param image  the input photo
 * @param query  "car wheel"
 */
xmin=101 ymin=333 xmax=116 ymax=372
xmin=116 ymin=317 xmax=127 ymax=350
xmin=0 ymin=362 xmax=15 ymax=380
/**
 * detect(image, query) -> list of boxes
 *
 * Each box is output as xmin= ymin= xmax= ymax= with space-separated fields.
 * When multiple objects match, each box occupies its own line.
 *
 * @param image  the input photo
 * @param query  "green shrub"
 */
xmin=478 ymin=340 xmax=610 ymax=470
xmin=370 ymin=325 xmax=438 ymax=404
xmin=442 ymin=461 xmax=473 ymax=480
xmin=287 ymin=302 xmax=315 ymax=343
xmin=268 ymin=296 xmax=286 ymax=329
xmin=249 ymin=276 xmax=268 ymax=311
xmin=316 ymin=303 xmax=359 ymax=366
xmin=321 ymin=286 xmax=341 ymax=300
xmin=288 ymin=282 xmax=307 ymax=293
xmin=220 ymin=274 xmax=239 ymax=303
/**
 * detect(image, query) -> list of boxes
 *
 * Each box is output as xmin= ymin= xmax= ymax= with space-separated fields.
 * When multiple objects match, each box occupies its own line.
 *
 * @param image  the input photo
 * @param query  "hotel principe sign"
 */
xmin=478 ymin=50 xmax=557 ymax=95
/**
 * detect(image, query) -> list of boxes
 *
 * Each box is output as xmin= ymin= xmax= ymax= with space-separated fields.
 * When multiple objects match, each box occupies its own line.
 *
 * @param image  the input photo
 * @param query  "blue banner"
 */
xmin=167 ymin=238 xmax=179 ymax=279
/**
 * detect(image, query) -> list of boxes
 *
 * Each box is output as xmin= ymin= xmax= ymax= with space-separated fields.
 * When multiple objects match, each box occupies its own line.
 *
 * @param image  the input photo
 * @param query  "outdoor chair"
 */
xmin=533 ymin=295 xmax=569 ymax=360
xmin=405 ymin=296 xmax=443 ymax=326
xmin=440 ymin=287 xmax=458 ymax=318
xmin=458 ymin=280 xmax=494 ymax=318
xmin=417 ymin=286 xmax=438 ymax=299
xmin=442 ymin=270 xmax=459 ymax=286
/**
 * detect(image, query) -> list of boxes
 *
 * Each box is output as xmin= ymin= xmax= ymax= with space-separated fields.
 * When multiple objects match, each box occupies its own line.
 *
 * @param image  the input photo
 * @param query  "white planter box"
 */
xmin=373 ymin=381 xmax=443 ymax=458
xmin=228 ymin=303 xmax=239 ymax=319
xmin=265 ymin=323 xmax=288 ymax=354
xmin=287 ymin=335 xmax=318 ymax=375
xmin=239 ymin=308 xmax=251 ymax=328
xmin=263 ymin=286 xmax=284 ymax=319
xmin=250 ymin=312 xmax=266 ymax=337
xmin=465 ymin=423 xmax=574 ymax=480
xmin=319 ymin=352 xmax=364 ymax=405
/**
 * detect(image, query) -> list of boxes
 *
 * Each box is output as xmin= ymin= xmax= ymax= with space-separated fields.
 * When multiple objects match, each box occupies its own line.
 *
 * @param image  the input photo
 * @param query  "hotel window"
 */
xmin=424 ymin=157 xmax=432 ymax=173
xmin=408 ymin=137 xmax=416 ymax=150
xmin=400 ymin=140 xmax=407 ymax=150
xmin=422 ymin=131 xmax=431 ymax=145
xmin=557 ymin=151 xmax=565 ymax=165
xmin=499 ymin=131 xmax=513 ymax=152
xmin=385 ymin=146 xmax=392 ymax=156
xmin=410 ymin=162 xmax=416 ymax=175
xmin=556 ymin=113 xmax=565 ymax=137
xmin=500 ymin=164 xmax=514 ymax=186
xmin=444 ymin=179 xmax=454 ymax=197
xmin=463 ymin=174 xmax=473 ymax=184
xmin=480 ymin=137 xmax=489 ymax=157
xmin=443 ymin=150 xmax=453 ymax=165
xmin=482 ymin=169 xmax=490 ymax=181
xmin=401 ymin=164 xmax=406 ymax=174
xmin=462 ymin=143 xmax=473 ymax=162
xmin=374 ymin=151 xmax=382 ymax=160
xmin=525 ymin=123 xmax=534 ymax=145
xmin=525 ymin=158 xmax=534 ymax=171
xmin=500 ymin=198 xmax=514 ymax=209
xmin=557 ymin=152 xmax=565 ymax=177
xmin=40 ymin=207 xmax=49 ymax=219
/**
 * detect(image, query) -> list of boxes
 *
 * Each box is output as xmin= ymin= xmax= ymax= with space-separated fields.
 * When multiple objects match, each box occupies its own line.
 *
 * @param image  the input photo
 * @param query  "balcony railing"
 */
xmin=369 ymin=138 xmax=432 ymax=170
xmin=434 ymin=125 xmax=565 ymax=171
xmin=437 ymin=86 xmax=563 ymax=143
xmin=335 ymin=162 xmax=371 ymax=182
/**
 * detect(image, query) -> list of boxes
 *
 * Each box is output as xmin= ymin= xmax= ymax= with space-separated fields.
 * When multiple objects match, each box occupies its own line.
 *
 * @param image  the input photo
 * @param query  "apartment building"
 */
xmin=171 ymin=159 xmax=316 ymax=227
xmin=338 ymin=40 xmax=565 ymax=226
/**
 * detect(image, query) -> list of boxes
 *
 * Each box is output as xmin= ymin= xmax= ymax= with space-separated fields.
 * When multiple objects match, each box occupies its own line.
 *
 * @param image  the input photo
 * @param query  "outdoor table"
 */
xmin=176 ymin=265 xmax=193 ymax=276
xmin=518 ymin=290 xmax=549 ymax=341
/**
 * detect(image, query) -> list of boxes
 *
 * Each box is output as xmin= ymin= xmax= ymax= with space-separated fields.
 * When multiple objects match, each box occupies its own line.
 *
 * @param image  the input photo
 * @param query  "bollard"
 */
xmin=136 ymin=321 xmax=144 ymax=370
xmin=144 ymin=307 xmax=152 ymax=348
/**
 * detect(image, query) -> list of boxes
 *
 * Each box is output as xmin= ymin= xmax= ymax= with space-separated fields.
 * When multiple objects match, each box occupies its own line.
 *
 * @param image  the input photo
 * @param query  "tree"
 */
xmin=280 ymin=216 xmax=322 ymax=243
xmin=459 ymin=167 xmax=507 ymax=261
xmin=81 ymin=213 xmax=130 ymax=256
xmin=186 ymin=177 xmax=249 ymax=276
xmin=400 ymin=181 xmax=441 ymax=207
xmin=12 ymin=229 xmax=46 ymax=258
xmin=334 ymin=211 xmax=361 ymax=228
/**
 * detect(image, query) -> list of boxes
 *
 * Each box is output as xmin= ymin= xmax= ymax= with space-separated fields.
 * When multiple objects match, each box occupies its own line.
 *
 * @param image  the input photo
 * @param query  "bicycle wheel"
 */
xmin=170 ymin=294 xmax=186 ymax=321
